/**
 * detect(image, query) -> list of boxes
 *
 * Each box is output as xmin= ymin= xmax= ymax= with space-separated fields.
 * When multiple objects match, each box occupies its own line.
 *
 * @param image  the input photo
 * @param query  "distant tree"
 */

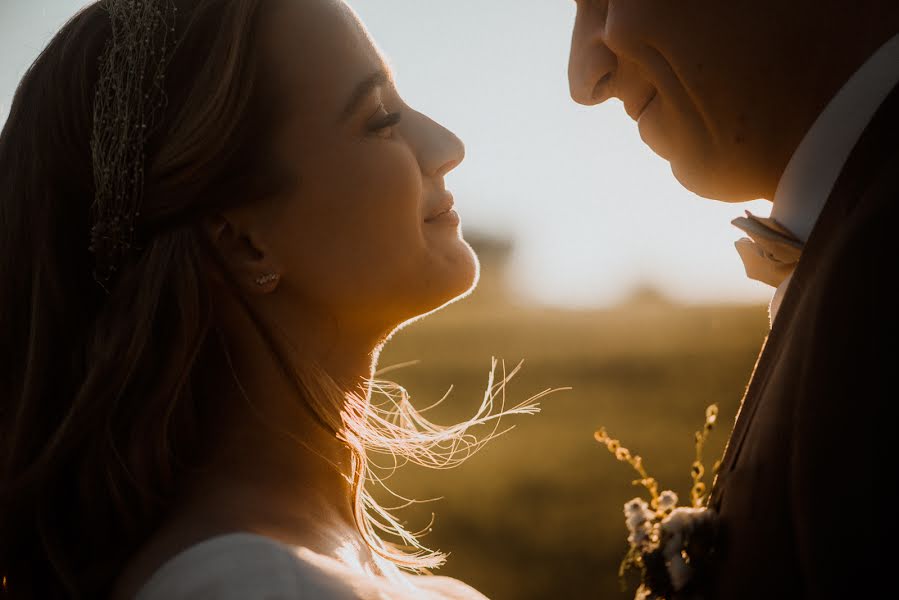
xmin=623 ymin=283 xmax=674 ymax=308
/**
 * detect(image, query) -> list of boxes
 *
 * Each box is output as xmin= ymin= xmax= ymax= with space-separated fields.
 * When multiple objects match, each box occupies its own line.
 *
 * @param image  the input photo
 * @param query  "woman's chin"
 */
xmin=401 ymin=244 xmax=480 ymax=322
xmin=437 ymin=266 xmax=479 ymax=310
xmin=441 ymin=238 xmax=480 ymax=300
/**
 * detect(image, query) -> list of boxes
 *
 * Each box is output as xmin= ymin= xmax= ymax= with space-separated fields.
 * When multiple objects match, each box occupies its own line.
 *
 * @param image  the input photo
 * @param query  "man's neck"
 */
xmin=770 ymin=31 xmax=899 ymax=241
xmin=762 ymin=18 xmax=899 ymax=202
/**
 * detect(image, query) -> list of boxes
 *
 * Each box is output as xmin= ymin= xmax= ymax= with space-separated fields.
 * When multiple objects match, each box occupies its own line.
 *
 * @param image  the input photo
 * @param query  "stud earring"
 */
xmin=255 ymin=273 xmax=280 ymax=286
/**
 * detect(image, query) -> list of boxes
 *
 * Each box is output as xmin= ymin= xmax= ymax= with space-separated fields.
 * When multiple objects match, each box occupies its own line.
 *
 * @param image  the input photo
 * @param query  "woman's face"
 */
xmin=255 ymin=0 xmax=474 ymax=334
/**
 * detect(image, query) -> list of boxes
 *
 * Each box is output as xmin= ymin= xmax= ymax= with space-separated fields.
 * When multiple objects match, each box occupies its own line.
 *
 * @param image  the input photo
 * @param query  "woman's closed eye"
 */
xmin=367 ymin=103 xmax=402 ymax=139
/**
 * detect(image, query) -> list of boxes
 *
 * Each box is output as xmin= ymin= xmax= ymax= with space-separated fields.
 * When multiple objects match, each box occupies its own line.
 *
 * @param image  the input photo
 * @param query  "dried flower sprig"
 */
xmin=690 ymin=404 xmax=719 ymax=508
xmin=594 ymin=427 xmax=660 ymax=509
xmin=595 ymin=405 xmax=722 ymax=600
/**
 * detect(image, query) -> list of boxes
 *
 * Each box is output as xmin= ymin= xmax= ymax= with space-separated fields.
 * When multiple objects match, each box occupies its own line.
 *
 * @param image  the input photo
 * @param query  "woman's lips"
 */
xmin=425 ymin=208 xmax=460 ymax=226
xmin=425 ymin=194 xmax=459 ymax=224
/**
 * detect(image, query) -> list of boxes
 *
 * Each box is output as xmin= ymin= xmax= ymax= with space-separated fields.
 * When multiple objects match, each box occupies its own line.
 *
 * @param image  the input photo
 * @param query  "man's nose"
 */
xmin=568 ymin=13 xmax=617 ymax=105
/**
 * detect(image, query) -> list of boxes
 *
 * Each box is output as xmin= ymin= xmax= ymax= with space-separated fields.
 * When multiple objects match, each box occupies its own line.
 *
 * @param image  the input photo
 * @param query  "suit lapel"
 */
xmin=710 ymin=80 xmax=899 ymax=505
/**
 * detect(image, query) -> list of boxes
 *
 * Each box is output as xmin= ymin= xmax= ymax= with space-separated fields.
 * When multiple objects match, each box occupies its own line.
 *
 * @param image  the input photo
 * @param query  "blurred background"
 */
xmin=1 ymin=1 xmax=774 ymax=598
xmin=373 ymin=240 xmax=768 ymax=599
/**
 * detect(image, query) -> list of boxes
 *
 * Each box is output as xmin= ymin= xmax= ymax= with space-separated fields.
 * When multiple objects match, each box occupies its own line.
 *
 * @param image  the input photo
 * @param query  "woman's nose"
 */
xmin=415 ymin=113 xmax=466 ymax=178
xmin=568 ymin=8 xmax=617 ymax=106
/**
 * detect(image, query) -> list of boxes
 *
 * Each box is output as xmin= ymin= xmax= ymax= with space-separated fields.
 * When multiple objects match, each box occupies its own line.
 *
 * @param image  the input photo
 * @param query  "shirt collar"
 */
xmin=772 ymin=32 xmax=899 ymax=243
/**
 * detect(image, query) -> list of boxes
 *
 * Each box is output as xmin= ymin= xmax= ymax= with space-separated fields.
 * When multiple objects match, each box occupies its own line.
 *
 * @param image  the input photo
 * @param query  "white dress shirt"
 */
xmin=757 ymin=33 xmax=899 ymax=326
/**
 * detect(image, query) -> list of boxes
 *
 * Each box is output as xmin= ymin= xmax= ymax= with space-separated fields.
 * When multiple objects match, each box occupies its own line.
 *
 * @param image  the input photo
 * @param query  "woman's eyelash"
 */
xmin=369 ymin=111 xmax=402 ymax=136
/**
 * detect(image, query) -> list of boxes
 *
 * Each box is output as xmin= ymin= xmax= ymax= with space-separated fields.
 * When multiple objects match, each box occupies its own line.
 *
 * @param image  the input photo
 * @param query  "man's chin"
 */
xmin=669 ymin=160 xmax=764 ymax=203
xmin=637 ymin=115 xmax=672 ymax=162
xmin=639 ymin=116 xmax=761 ymax=202
xmin=637 ymin=125 xmax=712 ymax=196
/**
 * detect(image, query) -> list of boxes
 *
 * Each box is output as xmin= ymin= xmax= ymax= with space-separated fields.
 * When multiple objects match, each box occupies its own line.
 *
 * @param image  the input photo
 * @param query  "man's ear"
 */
xmin=200 ymin=211 xmax=283 ymax=294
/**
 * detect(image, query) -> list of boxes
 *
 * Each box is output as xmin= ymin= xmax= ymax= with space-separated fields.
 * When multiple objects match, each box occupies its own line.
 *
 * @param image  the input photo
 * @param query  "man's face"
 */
xmin=568 ymin=0 xmax=821 ymax=202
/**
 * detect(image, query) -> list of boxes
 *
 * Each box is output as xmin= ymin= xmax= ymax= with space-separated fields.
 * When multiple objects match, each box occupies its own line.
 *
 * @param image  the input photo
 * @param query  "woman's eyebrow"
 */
xmin=340 ymin=70 xmax=390 ymax=122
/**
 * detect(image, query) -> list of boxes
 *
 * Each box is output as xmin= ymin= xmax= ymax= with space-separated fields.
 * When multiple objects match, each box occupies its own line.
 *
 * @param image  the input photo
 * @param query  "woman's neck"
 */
xmin=182 ymin=299 xmax=391 ymax=568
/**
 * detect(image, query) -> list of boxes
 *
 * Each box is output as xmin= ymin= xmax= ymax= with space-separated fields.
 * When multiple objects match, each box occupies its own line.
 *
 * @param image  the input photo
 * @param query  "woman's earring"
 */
xmin=255 ymin=273 xmax=280 ymax=286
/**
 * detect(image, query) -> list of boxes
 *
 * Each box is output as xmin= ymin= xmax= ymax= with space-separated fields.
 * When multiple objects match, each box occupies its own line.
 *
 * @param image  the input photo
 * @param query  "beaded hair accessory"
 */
xmin=88 ymin=0 xmax=178 ymax=294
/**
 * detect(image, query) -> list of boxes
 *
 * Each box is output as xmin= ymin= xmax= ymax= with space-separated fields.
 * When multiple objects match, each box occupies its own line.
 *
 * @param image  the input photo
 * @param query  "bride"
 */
xmin=0 ymin=0 xmax=546 ymax=598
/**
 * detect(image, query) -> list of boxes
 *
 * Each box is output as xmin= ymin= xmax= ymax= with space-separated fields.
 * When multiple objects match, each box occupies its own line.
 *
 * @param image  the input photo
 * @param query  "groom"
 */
xmin=568 ymin=1 xmax=899 ymax=599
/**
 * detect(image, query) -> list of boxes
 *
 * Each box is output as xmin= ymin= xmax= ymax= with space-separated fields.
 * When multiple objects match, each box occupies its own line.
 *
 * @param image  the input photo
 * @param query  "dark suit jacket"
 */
xmin=702 ymin=82 xmax=899 ymax=599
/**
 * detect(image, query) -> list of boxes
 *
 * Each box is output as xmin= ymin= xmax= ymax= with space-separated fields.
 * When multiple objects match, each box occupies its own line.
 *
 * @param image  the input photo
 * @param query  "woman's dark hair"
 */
xmin=1 ymin=2 xmax=547 ymax=595
xmin=0 ymin=0 xmax=296 ymax=596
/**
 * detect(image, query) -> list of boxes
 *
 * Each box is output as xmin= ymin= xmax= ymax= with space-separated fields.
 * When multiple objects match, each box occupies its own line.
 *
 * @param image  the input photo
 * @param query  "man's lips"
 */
xmin=425 ymin=193 xmax=455 ymax=222
xmin=626 ymin=89 xmax=658 ymax=121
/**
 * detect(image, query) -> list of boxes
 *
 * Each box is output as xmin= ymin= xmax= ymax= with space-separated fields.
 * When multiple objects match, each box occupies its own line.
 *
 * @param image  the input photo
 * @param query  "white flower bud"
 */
xmin=624 ymin=497 xmax=649 ymax=517
xmin=626 ymin=510 xmax=653 ymax=532
xmin=658 ymin=490 xmax=679 ymax=512
xmin=627 ymin=522 xmax=653 ymax=549
xmin=624 ymin=498 xmax=654 ymax=532
xmin=661 ymin=506 xmax=708 ymax=538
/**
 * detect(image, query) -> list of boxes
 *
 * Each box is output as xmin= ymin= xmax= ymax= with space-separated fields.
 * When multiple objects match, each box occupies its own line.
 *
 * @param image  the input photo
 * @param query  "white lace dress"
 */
xmin=133 ymin=533 xmax=490 ymax=600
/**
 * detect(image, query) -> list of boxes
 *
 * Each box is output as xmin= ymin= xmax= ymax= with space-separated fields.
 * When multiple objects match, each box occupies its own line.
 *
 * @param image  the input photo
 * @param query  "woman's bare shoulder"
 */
xmin=409 ymin=574 xmax=492 ymax=600
xmin=131 ymin=532 xmax=365 ymax=600
xmin=127 ymin=531 xmax=488 ymax=600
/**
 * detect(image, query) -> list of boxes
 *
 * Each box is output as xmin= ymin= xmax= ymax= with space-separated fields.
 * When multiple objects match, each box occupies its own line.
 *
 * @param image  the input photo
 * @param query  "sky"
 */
xmin=0 ymin=0 xmax=774 ymax=307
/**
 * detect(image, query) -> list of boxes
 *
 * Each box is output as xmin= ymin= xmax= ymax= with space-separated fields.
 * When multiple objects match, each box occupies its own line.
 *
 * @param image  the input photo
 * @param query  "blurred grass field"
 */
xmin=374 ymin=255 xmax=769 ymax=600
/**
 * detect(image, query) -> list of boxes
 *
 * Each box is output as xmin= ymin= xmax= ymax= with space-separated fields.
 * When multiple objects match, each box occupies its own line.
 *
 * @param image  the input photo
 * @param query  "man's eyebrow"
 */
xmin=340 ymin=70 xmax=391 ymax=122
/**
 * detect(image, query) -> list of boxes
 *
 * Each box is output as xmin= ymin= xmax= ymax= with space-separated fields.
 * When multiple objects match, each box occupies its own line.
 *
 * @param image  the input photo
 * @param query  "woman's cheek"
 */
xmin=360 ymin=141 xmax=425 ymax=238
xmin=287 ymin=138 xmax=425 ymax=305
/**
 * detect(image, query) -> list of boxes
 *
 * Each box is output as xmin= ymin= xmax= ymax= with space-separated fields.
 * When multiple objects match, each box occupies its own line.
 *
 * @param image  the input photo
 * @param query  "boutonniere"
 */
xmin=595 ymin=405 xmax=722 ymax=600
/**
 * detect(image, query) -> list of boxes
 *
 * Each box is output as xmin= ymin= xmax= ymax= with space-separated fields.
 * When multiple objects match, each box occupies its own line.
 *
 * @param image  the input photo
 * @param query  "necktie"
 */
xmin=732 ymin=211 xmax=804 ymax=288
